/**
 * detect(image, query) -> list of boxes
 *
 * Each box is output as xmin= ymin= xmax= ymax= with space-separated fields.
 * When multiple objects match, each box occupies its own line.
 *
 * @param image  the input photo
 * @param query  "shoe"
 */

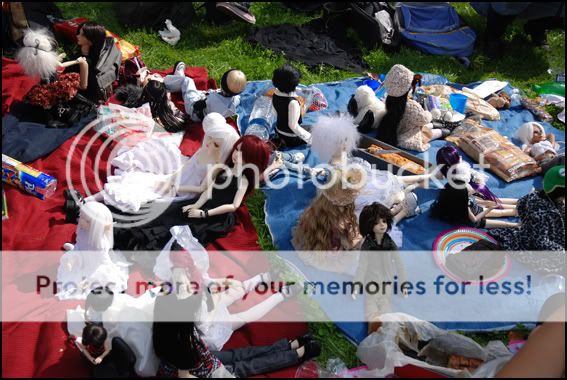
xmin=301 ymin=340 xmax=322 ymax=362
xmin=215 ymin=2 xmax=256 ymax=24
xmin=64 ymin=189 xmax=84 ymax=224
xmin=295 ymin=333 xmax=315 ymax=347
xmin=173 ymin=61 xmax=186 ymax=77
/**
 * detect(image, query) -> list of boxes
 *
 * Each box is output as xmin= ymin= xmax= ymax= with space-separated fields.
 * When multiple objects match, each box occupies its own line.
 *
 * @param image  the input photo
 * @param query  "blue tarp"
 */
xmin=236 ymin=76 xmax=565 ymax=344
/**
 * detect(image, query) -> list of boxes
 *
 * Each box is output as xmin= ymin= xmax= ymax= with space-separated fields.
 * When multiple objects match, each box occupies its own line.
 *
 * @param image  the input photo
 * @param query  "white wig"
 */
xmin=311 ymin=114 xmax=360 ymax=163
xmin=79 ymin=202 xmax=114 ymax=251
xmin=516 ymin=121 xmax=544 ymax=149
xmin=202 ymin=112 xmax=240 ymax=163
xmin=15 ymin=28 xmax=60 ymax=81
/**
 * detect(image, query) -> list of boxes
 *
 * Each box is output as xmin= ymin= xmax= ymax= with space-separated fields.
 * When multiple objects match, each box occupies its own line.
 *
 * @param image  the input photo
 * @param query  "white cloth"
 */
xmin=530 ymin=140 xmax=557 ymax=157
xmin=56 ymin=229 xmax=130 ymax=300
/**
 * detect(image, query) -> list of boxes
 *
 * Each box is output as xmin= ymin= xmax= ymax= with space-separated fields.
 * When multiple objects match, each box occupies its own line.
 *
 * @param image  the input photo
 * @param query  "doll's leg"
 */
xmin=84 ymin=191 xmax=104 ymax=202
xmin=484 ymin=220 xmax=520 ymax=229
xmin=476 ymin=199 xmax=517 ymax=210
xmin=486 ymin=208 xmax=518 ymax=218
xmin=229 ymin=293 xmax=285 ymax=331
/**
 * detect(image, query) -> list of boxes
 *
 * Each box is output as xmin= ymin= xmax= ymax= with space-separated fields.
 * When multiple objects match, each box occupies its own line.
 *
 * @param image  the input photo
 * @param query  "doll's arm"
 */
xmin=288 ymin=100 xmax=312 ymax=143
xmin=76 ymin=57 xmax=89 ymax=90
xmin=75 ymin=339 xmax=98 ymax=364
xmin=95 ymin=339 xmax=113 ymax=364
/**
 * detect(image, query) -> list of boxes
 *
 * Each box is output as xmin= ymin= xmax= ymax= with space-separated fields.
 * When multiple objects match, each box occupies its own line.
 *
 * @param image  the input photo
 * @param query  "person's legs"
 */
xmin=524 ymin=16 xmax=565 ymax=47
xmin=229 ymin=292 xmax=285 ymax=331
xmin=485 ymin=6 xmax=515 ymax=58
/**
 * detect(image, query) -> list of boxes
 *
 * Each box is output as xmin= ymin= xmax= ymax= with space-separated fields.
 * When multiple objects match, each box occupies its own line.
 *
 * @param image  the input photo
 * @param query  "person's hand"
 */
xmin=187 ymin=209 xmax=205 ymax=218
xmin=93 ymin=357 xmax=103 ymax=365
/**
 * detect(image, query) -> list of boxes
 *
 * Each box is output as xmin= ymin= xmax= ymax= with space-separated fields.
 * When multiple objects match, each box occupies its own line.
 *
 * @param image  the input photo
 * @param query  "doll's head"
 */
xmin=516 ymin=122 xmax=547 ymax=148
xmin=311 ymin=114 xmax=360 ymax=163
xmin=543 ymin=165 xmax=565 ymax=203
xmin=15 ymin=29 xmax=60 ymax=81
xmin=359 ymin=202 xmax=394 ymax=237
xmin=82 ymin=323 xmax=107 ymax=351
xmin=142 ymin=79 xmax=185 ymax=133
xmin=292 ymin=168 xmax=363 ymax=251
xmin=202 ymin=113 xmax=240 ymax=163
xmin=220 ymin=69 xmax=247 ymax=96
xmin=272 ymin=64 xmax=301 ymax=93
xmin=436 ymin=146 xmax=501 ymax=205
xmin=76 ymin=21 xmax=107 ymax=59
xmin=226 ymin=135 xmax=272 ymax=195
xmin=531 ymin=142 xmax=557 ymax=161
xmin=430 ymin=180 xmax=471 ymax=225
xmin=78 ymin=202 xmax=113 ymax=251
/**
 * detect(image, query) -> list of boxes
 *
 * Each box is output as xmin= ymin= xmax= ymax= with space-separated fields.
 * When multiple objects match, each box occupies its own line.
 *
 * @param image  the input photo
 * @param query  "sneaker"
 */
xmin=173 ymin=61 xmax=186 ymax=77
xmin=301 ymin=340 xmax=322 ymax=362
xmin=215 ymin=2 xmax=256 ymax=24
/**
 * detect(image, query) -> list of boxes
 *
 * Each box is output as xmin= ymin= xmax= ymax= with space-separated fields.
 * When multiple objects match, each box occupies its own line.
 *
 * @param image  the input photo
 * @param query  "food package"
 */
xmin=2 ymin=154 xmax=57 ymax=200
xmin=367 ymin=145 xmax=426 ymax=175
xmin=422 ymin=85 xmax=500 ymax=121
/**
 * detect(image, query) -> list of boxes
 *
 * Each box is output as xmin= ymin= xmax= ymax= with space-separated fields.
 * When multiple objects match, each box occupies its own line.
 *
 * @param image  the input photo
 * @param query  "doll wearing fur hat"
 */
xmin=430 ymin=163 xmax=519 ymax=229
xmin=293 ymin=167 xmax=365 ymax=274
xmin=348 ymin=85 xmax=387 ymax=133
xmin=56 ymin=202 xmax=129 ymax=301
xmin=516 ymin=122 xmax=563 ymax=173
xmin=14 ymin=29 xmax=90 ymax=125
xmin=271 ymin=64 xmax=312 ymax=148
xmin=310 ymin=114 xmax=439 ymax=227
xmin=84 ymin=113 xmax=239 ymax=213
xmin=378 ymin=64 xmax=449 ymax=152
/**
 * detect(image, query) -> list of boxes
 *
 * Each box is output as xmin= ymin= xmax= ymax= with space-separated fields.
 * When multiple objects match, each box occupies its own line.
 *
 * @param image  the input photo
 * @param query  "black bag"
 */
xmin=48 ymin=93 xmax=97 ymax=129
xmin=349 ymin=2 xmax=401 ymax=50
xmin=114 ymin=2 xmax=196 ymax=30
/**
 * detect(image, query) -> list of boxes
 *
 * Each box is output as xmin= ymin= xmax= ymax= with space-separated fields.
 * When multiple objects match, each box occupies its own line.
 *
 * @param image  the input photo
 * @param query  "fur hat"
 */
xmin=383 ymin=64 xmax=414 ymax=98
xmin=516 ymin=121 xmax=544 ymax=149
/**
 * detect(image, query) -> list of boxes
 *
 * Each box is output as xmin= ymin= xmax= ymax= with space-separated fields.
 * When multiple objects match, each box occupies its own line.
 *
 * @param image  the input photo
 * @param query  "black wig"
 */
xmin=142 ymin=80 xmax=186 ymax=133
xmin=359 ymin=202 xmax=394 ymax=236
xmin=272 ymin=64 xmax=301 ymax=94
xmin=376 ymin=93 xmax=407 ymax=147
xmin=116 ymin=84 xmax=144 ymax=108
xmin=77 ymin=21 xmax=107 ymax=63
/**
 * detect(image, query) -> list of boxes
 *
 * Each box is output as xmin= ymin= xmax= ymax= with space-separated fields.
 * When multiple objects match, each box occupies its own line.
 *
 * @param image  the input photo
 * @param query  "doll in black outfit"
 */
xmin=271 ymin=64 xmax=312 ymax=148
xmin=352 ymin=202 xmax=407 ymax=335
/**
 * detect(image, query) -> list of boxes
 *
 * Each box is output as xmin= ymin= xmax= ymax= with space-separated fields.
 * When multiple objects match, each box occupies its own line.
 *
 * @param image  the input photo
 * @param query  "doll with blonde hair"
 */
xmin=293 ymin=167 xmax=365 ymax=274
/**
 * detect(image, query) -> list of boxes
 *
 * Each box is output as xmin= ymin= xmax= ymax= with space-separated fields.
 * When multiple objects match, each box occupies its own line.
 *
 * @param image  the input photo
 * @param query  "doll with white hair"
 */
xmin=516 ymin=121 xmax=560 ymax=163
xmin=15 ymin=29 xmax=89 ymax=115
xmin=310 ymin=114 xmax=434 ymax=226
xmin=83 ymin=113 xmax=240 ymax=213
xmin=57 ymin=202 xmax=129 ymax=300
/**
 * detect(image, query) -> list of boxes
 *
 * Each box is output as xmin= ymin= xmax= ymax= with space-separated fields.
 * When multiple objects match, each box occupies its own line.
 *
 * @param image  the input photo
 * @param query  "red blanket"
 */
xmin=2 ymin=62 xmax=307 ymax=378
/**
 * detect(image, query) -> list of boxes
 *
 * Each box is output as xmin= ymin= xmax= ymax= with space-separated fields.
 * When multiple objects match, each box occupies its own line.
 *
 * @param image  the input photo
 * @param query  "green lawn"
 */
xmin=56 ymin=2 xmax=565 ymax=368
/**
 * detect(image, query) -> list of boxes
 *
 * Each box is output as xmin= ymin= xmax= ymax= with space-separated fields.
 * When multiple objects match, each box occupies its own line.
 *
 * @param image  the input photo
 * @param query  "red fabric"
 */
xmin=2 ymin=57 xmax=40 ymax=115
xmin=394 ymin=364 xmax=449 ymax=378
xmin=2 ymin=63 xmax=306 ymax=378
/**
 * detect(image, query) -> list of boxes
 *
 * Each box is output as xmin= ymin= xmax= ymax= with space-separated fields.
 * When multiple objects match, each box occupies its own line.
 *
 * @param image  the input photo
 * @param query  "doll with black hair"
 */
xmin=71 ymin=21 xmax=122 ymax=103
xmin=352 ymin=202 xmax=407 ymax=335
xmin=378 ymin=64 xmax=449 ymax=152
xmin=430 ymin=163 xmax=519 ymax=229
xmin=72 ymin=323 xmax=137 ymax=378
xmin=271 ymin=64 xmax=312 ymax=148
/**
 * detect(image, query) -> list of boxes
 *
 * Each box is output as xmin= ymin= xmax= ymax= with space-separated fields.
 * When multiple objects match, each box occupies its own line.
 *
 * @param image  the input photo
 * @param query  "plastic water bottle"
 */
xmin=510 ymin=88 xmax=522 ymax=108
xmin=245 ymin=95 xmax=274 ymax=141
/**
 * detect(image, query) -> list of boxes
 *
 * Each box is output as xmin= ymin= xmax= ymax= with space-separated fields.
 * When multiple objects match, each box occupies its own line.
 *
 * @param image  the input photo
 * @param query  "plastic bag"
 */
xmin=296 ymin=86 xmax=329 ymax=113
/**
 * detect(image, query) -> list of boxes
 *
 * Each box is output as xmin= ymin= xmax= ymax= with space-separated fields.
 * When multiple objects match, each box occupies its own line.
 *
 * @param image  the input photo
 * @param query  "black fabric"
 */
xmin=272 ymin=94 xmax=305 ymax=148
xmin=2 ymin=111 xmax=97 ymax=163
xmin=212 ymin=339 xmax=300 ymax=378
xmin=247 ymin=19 xmax=368 ymax=72
xmin=113 ymin=2 xmax=196 ymax=31
xmin=113 ymin=174 xmax=239 ymax=249
xmin=21 ymin=2 xmax=62 ymax=30
xmin=285 ymin=2 xmax=326 ymax=12
xmin=91 ymin=337 xmax=137 ymax=378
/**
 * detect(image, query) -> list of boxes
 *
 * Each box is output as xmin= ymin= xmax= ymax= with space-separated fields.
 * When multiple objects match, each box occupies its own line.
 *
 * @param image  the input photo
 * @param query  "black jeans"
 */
xmin=211 ymin=339 xmax=300 ymax=377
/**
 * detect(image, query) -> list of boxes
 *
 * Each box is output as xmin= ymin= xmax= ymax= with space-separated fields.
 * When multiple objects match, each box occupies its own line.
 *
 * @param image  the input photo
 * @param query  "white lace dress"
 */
xmin=56 ymin=229 xmax=130 ymax=301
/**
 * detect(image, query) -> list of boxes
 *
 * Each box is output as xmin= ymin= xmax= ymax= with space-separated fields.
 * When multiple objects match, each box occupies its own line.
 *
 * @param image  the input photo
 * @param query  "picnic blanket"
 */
xmin=1 ymin=64 xmax=307 ymax=378
xmin=236 ymin=77 xmax=565 ymax=344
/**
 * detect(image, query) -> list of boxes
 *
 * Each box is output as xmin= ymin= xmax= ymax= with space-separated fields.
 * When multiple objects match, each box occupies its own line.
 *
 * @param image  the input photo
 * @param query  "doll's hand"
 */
xmin=187 ymin=209 xmax=205 ymax=218
xmin=76 ymin=57 xmax=88 ymax=66
xmin=93 ymin=357 xmax=103 ymax=365
xmin=182 ymin=204 xmax=198 ymax=213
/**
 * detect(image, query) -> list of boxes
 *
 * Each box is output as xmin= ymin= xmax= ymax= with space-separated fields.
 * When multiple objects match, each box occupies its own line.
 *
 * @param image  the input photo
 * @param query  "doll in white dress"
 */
xmin=85 ymin=112 xmax=240 ymax=213
xmin=57 ymin=202 xmax=129 ymax=300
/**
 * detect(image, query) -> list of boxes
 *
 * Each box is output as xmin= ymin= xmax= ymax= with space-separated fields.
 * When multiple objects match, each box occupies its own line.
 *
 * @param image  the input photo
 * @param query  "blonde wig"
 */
xmin=15 ymin=28 xmax=60 ymax=81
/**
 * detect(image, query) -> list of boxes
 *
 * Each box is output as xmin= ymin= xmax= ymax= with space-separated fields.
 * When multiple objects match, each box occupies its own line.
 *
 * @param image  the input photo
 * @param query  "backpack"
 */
xmin=395 ymin=2 xmax=476 ymax=65
xmin=348 ymin=2 xmax=402 ymax=50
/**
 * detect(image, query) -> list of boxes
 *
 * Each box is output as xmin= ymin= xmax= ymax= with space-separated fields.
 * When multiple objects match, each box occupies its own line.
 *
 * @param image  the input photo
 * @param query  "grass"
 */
xmin=57 ymin=1 xmax=564 ymax=369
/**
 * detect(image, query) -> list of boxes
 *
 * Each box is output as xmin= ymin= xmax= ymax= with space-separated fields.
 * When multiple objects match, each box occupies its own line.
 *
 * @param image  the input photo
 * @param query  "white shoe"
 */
xmin=63 ymin=243 xmax=75 ymax=251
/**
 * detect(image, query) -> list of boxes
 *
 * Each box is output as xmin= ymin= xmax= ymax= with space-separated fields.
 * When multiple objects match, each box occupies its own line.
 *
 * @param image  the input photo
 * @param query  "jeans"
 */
xmin=211 ymin=339 xmax=300 ymax=377
xmin=163 ymin=74 xmax=202 ymax=121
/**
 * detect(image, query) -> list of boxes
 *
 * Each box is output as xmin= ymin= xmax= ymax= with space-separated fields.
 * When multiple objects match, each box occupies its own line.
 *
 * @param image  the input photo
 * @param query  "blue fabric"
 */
xmin=236 ymin=76 xmax=565 ymax=345
xmin=398 ymin=3 xmax=477 ymax=58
